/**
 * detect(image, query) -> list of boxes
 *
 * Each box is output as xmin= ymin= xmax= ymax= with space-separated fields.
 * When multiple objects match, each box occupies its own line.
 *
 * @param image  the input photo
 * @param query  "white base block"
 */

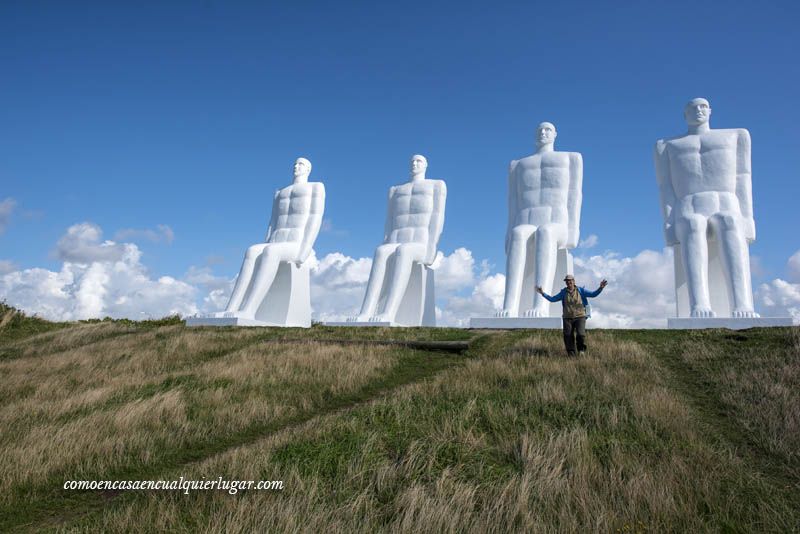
xmin=186 ymin=316 xmax=293 ymax=327
xmin=667 ymin=317 xmax=795 ymax=329
xmin=469 ymin=317 xmax=563 ymax=329
xmin=322 ymin=321 xmax=395 ymax=327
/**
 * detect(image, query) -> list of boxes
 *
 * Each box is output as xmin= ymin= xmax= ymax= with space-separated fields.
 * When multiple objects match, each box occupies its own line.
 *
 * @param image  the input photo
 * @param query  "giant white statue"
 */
xmin=497 ymin=122 xmax=583 ymax=318
xmin=194 ymin=157 xmax=325 ymax=327
xmin=655 ymin=98 xmax=759 ymax=320
xmin=347 ymin=155 xmax=446 ymax=326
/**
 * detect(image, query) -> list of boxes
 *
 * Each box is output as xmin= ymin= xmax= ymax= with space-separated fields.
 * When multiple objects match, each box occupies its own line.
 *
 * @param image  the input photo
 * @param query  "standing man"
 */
xmin=537 ymin=275 xmax=607 ymax=356
xmin=498 ymin=122 xmax=583 ymax=318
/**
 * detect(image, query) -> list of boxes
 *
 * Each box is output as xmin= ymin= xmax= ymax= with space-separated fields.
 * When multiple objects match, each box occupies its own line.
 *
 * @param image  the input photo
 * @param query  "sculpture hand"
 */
xmin=664 ymin=223 xmax=678 ymax=246
xmin=743 ymin=218 xmax=756 ymax=243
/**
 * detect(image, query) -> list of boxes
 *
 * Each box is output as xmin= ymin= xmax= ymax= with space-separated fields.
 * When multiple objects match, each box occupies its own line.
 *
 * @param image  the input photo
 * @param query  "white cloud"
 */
xmin=755 ymin=279 xmax=800 ymax=320
xmin=114 ymin=224 xmax=175 ymax=244
xmin=578 ymin=234 xmax=599 ymax=249
xmin=788 ymin=250 xmax=800 ymax=282
xmin=572 ymin=248 xmax=675 ymax=328
xmin=2 ymin=223 xmax=197 ymax=320
xmin=0 ymin=198 xmax=16 ymax=234
xmin=55 ymin=223 xmax=127 ymax=263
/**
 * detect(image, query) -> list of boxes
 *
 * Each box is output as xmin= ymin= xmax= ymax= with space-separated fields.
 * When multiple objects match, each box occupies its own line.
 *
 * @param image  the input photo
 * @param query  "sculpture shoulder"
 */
xmin=566 ymin=152 xmax=583 ymax=164
xmin=308 ymin=181 xmax=326 ymax=194
xmin=428 ymin=179 xmax=447 ymax=192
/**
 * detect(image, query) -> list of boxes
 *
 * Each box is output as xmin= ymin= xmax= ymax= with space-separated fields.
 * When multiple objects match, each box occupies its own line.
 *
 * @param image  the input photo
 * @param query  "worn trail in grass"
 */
xmin=1 ymin=324 xmax=485 ymax=532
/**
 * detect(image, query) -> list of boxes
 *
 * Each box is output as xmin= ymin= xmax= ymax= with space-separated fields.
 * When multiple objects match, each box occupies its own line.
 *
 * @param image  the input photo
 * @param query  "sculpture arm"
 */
xmin=654 ymin=140 xmax=678 ymax=245
xmin=736 ymin=129 xmax=755 ymax=242
xmin=264 ymin=190 xmax=281 ymax=242
xmin=382 ymin=187 xmax=395 ymax=243
xmin=566 ymin=153 xmax=583 ymax=249
xmin=425 ymin=181 xmax=447 ymax=265
xmin=297 ymin=183 xmax=326 ymax=264
xmin=505 ymin=161 xmax=517 ymax=256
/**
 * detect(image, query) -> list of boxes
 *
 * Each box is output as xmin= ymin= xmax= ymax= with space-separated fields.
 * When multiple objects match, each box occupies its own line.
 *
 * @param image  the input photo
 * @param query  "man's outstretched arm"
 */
xmin=583 ymin=279 xmax=608 ymax=298
xmin=536 ymin=286 xmax=564 ymax=302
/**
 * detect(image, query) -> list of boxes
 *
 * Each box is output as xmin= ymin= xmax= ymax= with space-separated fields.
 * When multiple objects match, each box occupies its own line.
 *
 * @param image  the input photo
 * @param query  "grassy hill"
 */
xmin=1 ymin=306 xmax=798 ymax=532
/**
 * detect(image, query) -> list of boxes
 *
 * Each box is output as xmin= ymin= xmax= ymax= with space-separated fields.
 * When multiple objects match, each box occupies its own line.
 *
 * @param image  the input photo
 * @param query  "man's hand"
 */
xmin=536 ymin=286 xmax=544 ymax=295
xmin=599 ymin=279 xmax=608 ymax=288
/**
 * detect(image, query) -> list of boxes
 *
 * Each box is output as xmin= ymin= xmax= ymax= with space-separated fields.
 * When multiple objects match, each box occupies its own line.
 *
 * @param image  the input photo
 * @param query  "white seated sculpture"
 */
xmin=496 ymin=122 xmax=583 ymax=319
xmin=346 ymin=155 xmax=446 ymax=326
xmin=193 ymin=157 xmax=324 ymax=327
xmin=655 ymin=98 xmax=760 ymax=322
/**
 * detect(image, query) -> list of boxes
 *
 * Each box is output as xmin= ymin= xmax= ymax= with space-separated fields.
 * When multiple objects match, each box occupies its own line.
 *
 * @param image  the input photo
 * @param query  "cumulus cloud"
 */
xmin=55 ymin=223 xmax=127 ymax=263
xmin=578 ymin=234 xmax=599 ymax=249
xmin=114 ymin=224 xmax=175 ymax=244
xmin=755 ymin=279 xmax=800 ymax=320
xmin=572 ymin=248 xmax=675 ymax=328
xmin=2 ymin=223 xmax=197 ymax=320
xmin=0 ymin=198 xmax=16 ymax=234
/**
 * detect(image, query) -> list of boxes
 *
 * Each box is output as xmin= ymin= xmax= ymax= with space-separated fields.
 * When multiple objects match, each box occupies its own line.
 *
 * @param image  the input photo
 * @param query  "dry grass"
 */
xmin=0 ymin=325 xmax=397 ymax=512
xmin=61 ymin=330 xmax=800 ymax=533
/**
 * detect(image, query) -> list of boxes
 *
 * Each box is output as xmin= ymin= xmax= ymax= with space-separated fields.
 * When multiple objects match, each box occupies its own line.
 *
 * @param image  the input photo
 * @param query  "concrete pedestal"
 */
xmin=667 ymin=317 xmax=794 ymax=329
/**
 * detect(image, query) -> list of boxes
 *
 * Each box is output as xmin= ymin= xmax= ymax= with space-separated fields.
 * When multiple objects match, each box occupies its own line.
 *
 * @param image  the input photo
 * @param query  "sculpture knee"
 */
xmin=395 ymin=244 xmax=421 ymax=262
xmin=246 ymin=245 xmax=264 ymax=260
xmin=717 ymin=213 xmax=740 ymax=232
xmin=679 ymin=215 xmax=706 ymax=235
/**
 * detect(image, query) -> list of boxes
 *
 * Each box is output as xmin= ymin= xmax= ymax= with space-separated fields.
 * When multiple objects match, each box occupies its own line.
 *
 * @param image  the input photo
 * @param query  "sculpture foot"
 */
xmin=690 ymin=307 xmax=716 ymax=318
xmin=494 ymin=309 xmax=511 ymax=318
xmin=732 ymin=309 xmax=760 ymax=318
xmin=522 ymin=308 xmax=548 ymax=318
xmin=369 ymin=315 xmax=390 ymax=323
xmin=347 ymin=315 xmax=368 ymax=323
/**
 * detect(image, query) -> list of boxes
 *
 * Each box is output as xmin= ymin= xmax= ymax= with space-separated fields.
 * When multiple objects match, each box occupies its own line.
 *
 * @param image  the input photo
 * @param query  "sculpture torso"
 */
xmin=511 ymin=152 xmax=572 ymax=227
xmin=269 ymin=182 xmax=318 ymax=243
xmin=387 ymin=179 xmax=443 ymax=245
xmin=661 ymin=128 xmax=744 ymax=218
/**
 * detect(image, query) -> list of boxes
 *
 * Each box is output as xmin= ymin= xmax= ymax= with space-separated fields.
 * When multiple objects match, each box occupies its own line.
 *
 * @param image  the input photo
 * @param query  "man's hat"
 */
xmin=563 ymin=274 xmax=575 ymax=281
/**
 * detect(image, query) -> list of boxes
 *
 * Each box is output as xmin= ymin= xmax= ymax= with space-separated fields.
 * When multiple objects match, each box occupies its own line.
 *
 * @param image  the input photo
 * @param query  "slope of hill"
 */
xmin=1 ymin=315 xmax=798 ymax=532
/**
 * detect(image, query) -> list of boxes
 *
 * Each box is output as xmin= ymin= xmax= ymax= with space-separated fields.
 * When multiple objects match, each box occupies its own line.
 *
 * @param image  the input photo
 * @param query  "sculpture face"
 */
xmin=293 ymin=158 xmax=312 ymax=179
xmin=410 ymin=155 xmax=428 ymax=175
xmin=684 ymin=98 xmax=711 ymax=127
xmin=536 ymin=122 xmax=557 ymax=147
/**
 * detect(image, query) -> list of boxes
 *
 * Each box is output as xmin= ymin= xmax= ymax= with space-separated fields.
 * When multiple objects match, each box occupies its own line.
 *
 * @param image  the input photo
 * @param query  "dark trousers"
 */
xmin=562 ymin=317 xmax=587 ymax=355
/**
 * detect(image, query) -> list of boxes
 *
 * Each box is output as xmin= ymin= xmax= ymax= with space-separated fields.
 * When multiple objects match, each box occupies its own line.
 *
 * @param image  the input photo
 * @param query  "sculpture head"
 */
xmin=410 ymin=154 xmax=428 ymax=180
xmin=684 ymin=98 xmax=711 ymax=127
xmin=293 ymin=157 xmax=312 ymax=182
xmin=536 ymin=122 xmax=557 ymax=149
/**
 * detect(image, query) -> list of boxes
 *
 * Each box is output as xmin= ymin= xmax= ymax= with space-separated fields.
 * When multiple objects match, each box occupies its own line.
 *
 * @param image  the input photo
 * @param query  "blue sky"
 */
xmin=1 ymin=1 xmax=799 ymax=323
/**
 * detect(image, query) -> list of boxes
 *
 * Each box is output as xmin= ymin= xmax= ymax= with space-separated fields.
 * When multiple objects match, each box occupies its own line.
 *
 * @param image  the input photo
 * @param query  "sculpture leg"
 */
xmin=378 ymin=243 xmax=427 ymax=322
xmin=357 ymin=244 xmax=398 ymax=318
xmin=676 ymin=215 xmax=714 ymax=317
xmin=529 ymin=224 xmax=565 ymax=317
xmin=225 ymin=244 xmax=267 ymax=312
xmin=710 ymin=213 xmax=758 ymax=317
xmin=239 ymin=243 xmax=297 ymax=317
xmin=500 ymin=225 xmax=536 ymax=317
